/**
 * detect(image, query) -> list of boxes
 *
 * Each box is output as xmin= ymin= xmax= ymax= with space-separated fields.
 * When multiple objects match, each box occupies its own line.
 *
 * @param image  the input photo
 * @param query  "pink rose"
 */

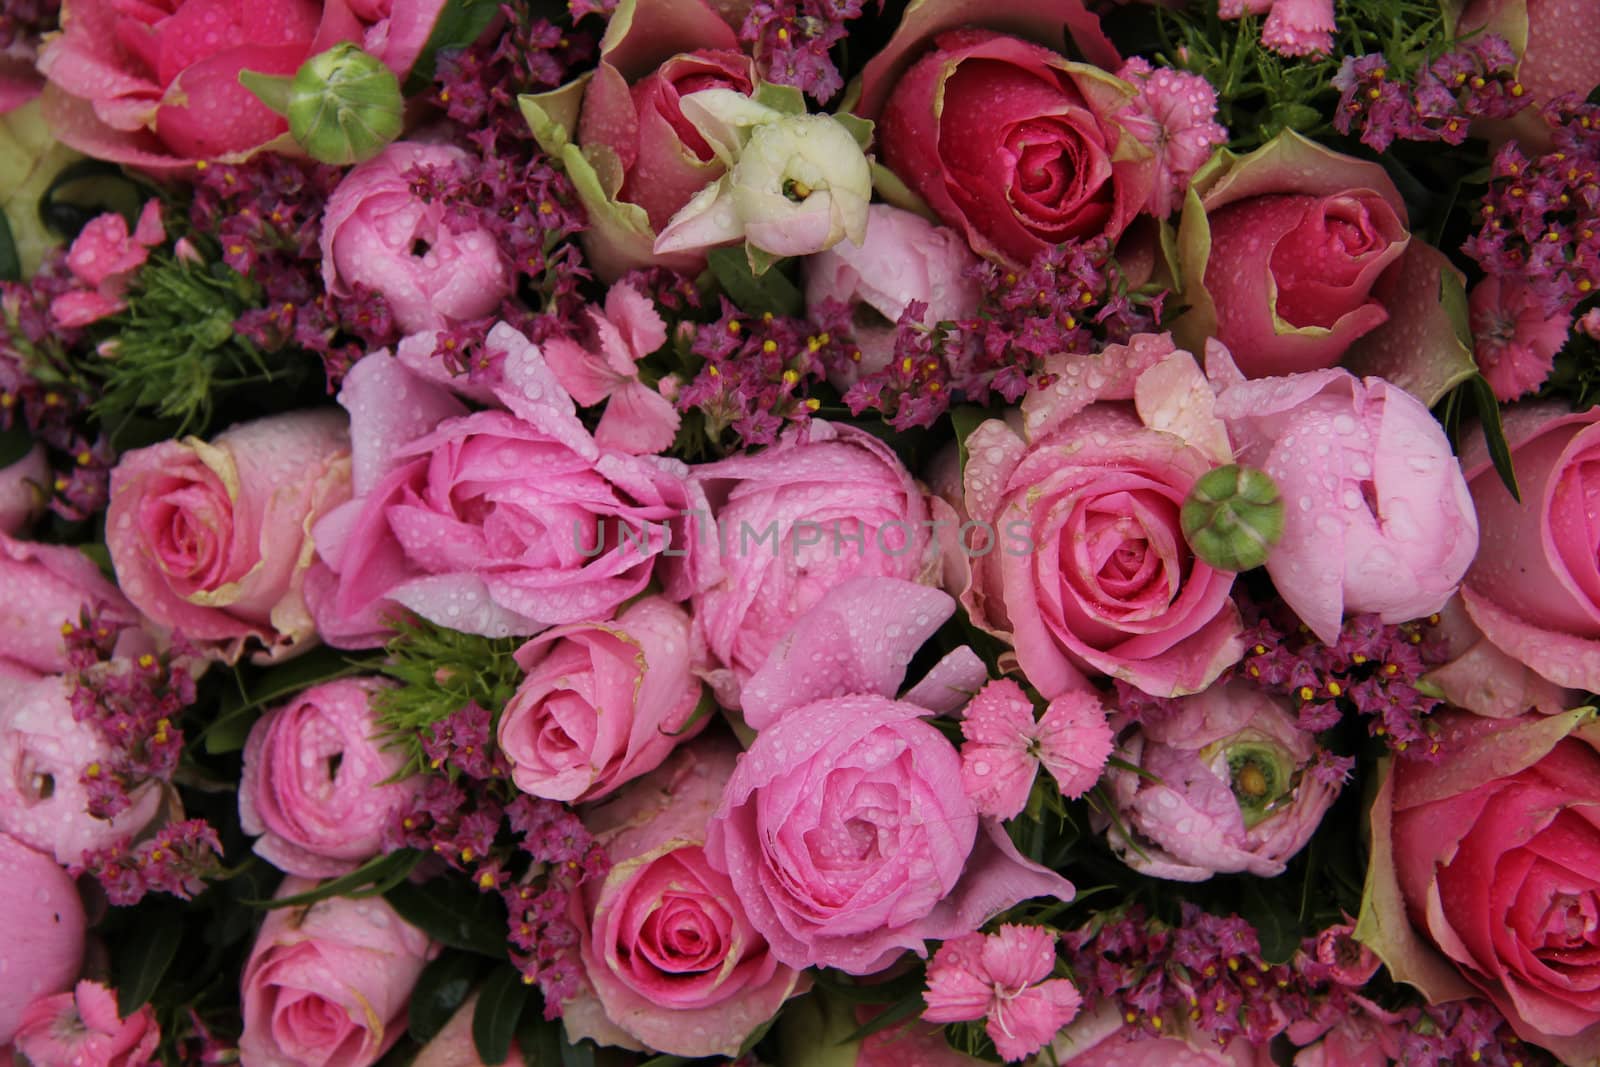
xmin=803 ymin=204 xmax=982 ymax=388
xmin=0 ymin=676 xmax=164 ymax=867
xmin=562 ymin=737 xmax=805 ymax=1057
xmin=1422 ymin=594 xmax=1580 ymax=719
xmin=240 ymin=878 xmax=436 ymax=1067
xmin=107 ymin=410 xmax=352 ymax=664
xmin=498 ymin=596 xmax=705 ymax=804
xmin=307 ymin=326 xmax=703 ymax=648
xmin=952 ymin=333 xmax=1242 ymax=700
xmin=1215 ymin=359 xmax=1478 ymax=644
xmin=12 ymin=981 xmax=158 ymax=1067
xmin=320 ymin=142 xmax=512 ymax=336
xmin=1051 ymin=1004 xmax=1276 ymax=1066
xmin=239 ymin=677 xmax=420 ymax=878
xmin=1361 ymin=710 xmax=1600 ymax=1063
xmin=704 ymin=578 xmax=1070 ymax=975
xmin=0 ymin=446 xmax=48 ymax=536
xmin=0 ymin=533 xmax=137 ymax=680
xmin=1456 ymin=402 xmax=1600 ymax=696
xmin=0 ymin=833 xmax=85 ymax=1045
xmin=875 ymin=28 xmax=1154 ymax=266
xmin=689 ymin=420 xmax=939 ymax=708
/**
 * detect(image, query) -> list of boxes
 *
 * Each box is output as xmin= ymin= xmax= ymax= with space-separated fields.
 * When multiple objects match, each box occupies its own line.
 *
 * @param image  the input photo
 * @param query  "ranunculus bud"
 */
xmin=1180 ymin=465 xmax=1285 ymax=572
xmin=288 ymin=44 xmax=405 ymax=166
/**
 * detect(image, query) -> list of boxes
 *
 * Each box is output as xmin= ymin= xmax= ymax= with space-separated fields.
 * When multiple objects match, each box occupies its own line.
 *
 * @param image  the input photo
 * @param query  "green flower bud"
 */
xmin=282 ymin=44 xmax=405 ymax=166
xmin=1180 ymin=464 xmax=1285 ymax=573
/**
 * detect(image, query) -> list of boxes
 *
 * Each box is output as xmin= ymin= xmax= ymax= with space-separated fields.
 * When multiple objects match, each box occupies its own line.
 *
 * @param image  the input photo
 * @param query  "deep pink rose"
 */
xmin=239 ymin=677 xmax=419 ymax=878
xmin=1097 ymin=681 xmax=1338 ymax=881
xmin=877 ymin=28 xmax=1154 ymax=266
xmin=307 ymin=326 xmax=703 ymax=649
xmin=952 ymin=333 xmax=1242 ymax=699
xmin=803 ymin=204 xmax=981 ymax=388
xmin=0 ymin=833 xmax=85 ymax=1045
xmin=240 ymin=878 xmax=436 ymax=1067
xmin=498 ymin=596 xmax=705 ymax=804
xmin=12 ymin=981 xmax=158 ymax=1067
xmin=1448 ymin=402 xmax=1600 ymax=695
xmin=1215 ymin=358 xmax=1478 ymax=644
xmin=320 ymin=142 xmax=511 ymax=336
xmin=0 ymin=447 xmax=48 ymax=536
xmin=561 ymin=737 xmax=805 ymax=1057
xmin=0 ymin=533 xmax=137 ymax=680
xmin=0 ymin=675 xmax=164 ymax=867
xmin=107 ymin=410 xmax=352 ymax=664
xmin=689 ymin=420 xmax=939 ymax=708
xmin=1363 ymin=710 xmax=1600 ymax=1062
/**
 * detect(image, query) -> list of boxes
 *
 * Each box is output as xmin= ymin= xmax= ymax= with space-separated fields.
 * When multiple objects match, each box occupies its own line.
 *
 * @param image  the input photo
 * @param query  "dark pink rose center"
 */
xmin=1063 ymin=490 xmax=1185 ymax=621
xmin=1535 ymin=890 xmax=1600 ymax=952
xmin=139 ymin=477 xmax=232 ymax=590
xmin=638 ymin=894 xmax=727 ymax=973
xmin=642 ymin=54 xmax=755 ymax=163
xmin=1270 ymin=192 xmax=1406 ymax=330
xmin=273 ymin=989 xmax=352 ymax=1055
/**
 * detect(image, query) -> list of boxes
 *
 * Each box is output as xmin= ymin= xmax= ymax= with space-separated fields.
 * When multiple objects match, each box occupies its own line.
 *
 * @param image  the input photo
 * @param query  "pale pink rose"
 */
xmin=0 ymin=833 xmax=85 ymax=1045
xmin=1220 ymin=0 xmax=1335 ymax=56
xmin=499 ymin=596 xmax=704 ymax=804
xmin=0 ymin=533 xmax=137 ymax=679
xmin=803 ymin=204 xmax=981 ymax=388
xmin=240 ymin=878 xmax=436 ymax=1067
xmin=542 ymin=281 xmax=680 ymax=455
xmin=12 ymin=981 xmax=158 ymax=1067
xmin=922 ymin=924 xmax=1081 ymax=1062
xmin=1115 ymin=58 xmax=1227 ymax=218
xmin=239 ymin=677 xmax=420 ymax=878
xmin=1470 ymin=275 xmax=1571 ymax=402
xmin=703 ymin=578 xmax=1070 ymax=974
xmin=306 ymin=328 xmax=703 ymax=648
xmin=0 ymin=675 xmax=164 ymax=867
xmin=959 ymin=680 xmax=1112 ymax=820
xmin=0 ymin=447 xmax=48 ymax=536
xmin=49 ymin=202 xmax=164 ymax=328
xmin=1215 ymin=360 xmax=1478 ymax=644
xmin=562 ymin=737 xmax=805 ymax=1057
xmin=321 ymin=142 xmax=511 ymax=336
xmin=953 ymin=333 xmax=1242 ymax=700
xmin=689 ymin=420 xmax=939 ymax=708
xmin=411 ymin=993 xmax=525 ymax=1067
xmin=107 ymin=409 xmax=352 ymax=664
xmin=1096 ymin=680 xmax=1339 ymax=881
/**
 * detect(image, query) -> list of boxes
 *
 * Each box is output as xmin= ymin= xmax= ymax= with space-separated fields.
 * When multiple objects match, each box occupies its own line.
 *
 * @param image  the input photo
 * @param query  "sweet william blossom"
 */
xmin=1115 ymin=58 xmax=1227 ymax=218
xmin=959 ymin=680 xmax=1112 ymax=820
xmin=11 ymin=981 xmax=159 ymax=1067
xmin=922 ymin=924 xmax=1082 ymax=1062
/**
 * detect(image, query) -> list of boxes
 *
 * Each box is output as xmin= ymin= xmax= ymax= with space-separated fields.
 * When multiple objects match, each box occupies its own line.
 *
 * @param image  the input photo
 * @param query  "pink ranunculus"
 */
xmin=803 ymin=204 xmax=982 ymax=389
xmin=239 ymin=677 xmax=420 ymax=878
xmin=1114 ymin=58 xmax=1227 ymax=218
xmin=1469 ymin=275 xmax=1571 ymax=402
xmin=1215 ymin=358 xmax=1479 ymax=644
xmin=562 ymin=736 xmax=806 ymax=1057
xmin=106 ymin=409 xmax=352 ymax=664
xmin=1361 ymin=710 xmax=1600 ymax=1062
xmin=240 ymin=877 xmax=436 ymax=1067
xmin=1096 ymin=681 xmax=1339 ymax=881
xmin=1456 ymin=402 xmax=1600 ymax=696
xmin=0 ymin=533 xmax=137 ymax=680
xmin=0 ymin=675 xmax=164 ymax=867
xmin=875 ymin=28 xmax=1154 ymax=267
xmin=306 ymin=326 xmax=703 ymax=649
xmin=952 ymin=333 xmax=1242 ymax=700
xmin=0 ymin=833 xmax=85 ymax=1045
xmin=12 ymin=981 xmax=158 ymax=1067
xmin=689 ymin=420 xmax=939 ymax=709
xmin=0 ymin=446 xmax=48 ymax=536
xmin=1051 ymin=1003 xmax=1277 ymax=1066
xmin=1176 ymin=132 xmax=1415 ymax=378
xmin=320 ymin=142 xmax=511 ymax=337
xmin=498 ymin=596 xmax=705 ymax=804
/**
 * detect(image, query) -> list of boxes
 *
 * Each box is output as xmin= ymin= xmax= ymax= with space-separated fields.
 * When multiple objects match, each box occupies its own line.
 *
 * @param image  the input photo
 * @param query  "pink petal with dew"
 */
xmin=901 ymin=646 xmax=989 ymax=715
xmin=595 ymin=381 xmax=681 ymax=456
xmin=1462 ymin=585 xmax=1600 ymax=695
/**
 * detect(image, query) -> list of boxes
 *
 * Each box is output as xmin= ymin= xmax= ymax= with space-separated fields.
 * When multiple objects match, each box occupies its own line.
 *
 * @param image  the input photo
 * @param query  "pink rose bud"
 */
xmin=0 ymin=533 xmax=137 ymax=679
xmin=240 ymin=878 xmax=436 ymax=1067
xmin=12 ymin=981 xmax=158 ymax=1067
xmin=498 ymin=597 xmax=705 ymax=804
xmin=239 ymin=678 xmax=421 ymax=878
xmin=0 ymin=832 xmax=85 ymax=1045
xmin=320 ymin=142 xmax=511 ymax=336
xmin=689 ymin=421 xmax=939 ymax=709
xmin=803 ymin=204 xmax=982 ymax=389
xmin=1216 ymin=361 xmax=1478 ymax=644
xmin=106 ymin=410 xmax=353 ymax=664
xmin=1097 ymin=681 xmax=1339 ymax=881
xmin=0 ymin=446 xmax=48 ymax=536
xmin=0 ymin=676 xmax=164 ymax=867
xmin=562 ymin=737 xmax=806 ymax=1057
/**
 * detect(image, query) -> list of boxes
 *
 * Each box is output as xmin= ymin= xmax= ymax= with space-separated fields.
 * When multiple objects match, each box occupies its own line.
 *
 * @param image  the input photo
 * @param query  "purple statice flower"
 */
xmin=738 ymin=0 xmax=870 ymax=102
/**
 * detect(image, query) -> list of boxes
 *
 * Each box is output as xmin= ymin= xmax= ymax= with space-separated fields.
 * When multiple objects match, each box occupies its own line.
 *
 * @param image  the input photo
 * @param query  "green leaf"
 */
xmin=831 ymin=112 xmax=874 ymax=151
xmin=404 ymin=0 xmax=503 ymax=94
xmin=836 ymin=994 xmax=924 ymax=1045
xmin=1467 ymin=374 xmax=1519 ymax=502
xmin=518 ymin=1013 xmax=565 ymax=1067
xmin=0 ymin=422 xmax=34 ymax=469
xmin=202 ymin=645 xmax=371 ymax=754
xmin=386 ymin=876 xmax=510 ymax=958
xmin=561 ymin=1038 xmax=597 ymax=1067
xmin=473 ymin=965 xmax=534 ymax=1065
xmin=753 ymin=81 xmax=807 ymax=115
xmin=114 ymin=906 xmax=183 ymax=1016
xmin=237 ymin=69 xmax=293 ymax=116
xmin=0 ymin=204 xmax=19 ymax=283
xmin=706 ymin=245 xmax=803 ymax=317
xmin=410 ymin=952 xmax=490 ymax=1044
xmin=950 ymin=404 xmax=988 ymax=476
xmin=246 ymin=850 xmax=422 ymax=909
xmin=1239 ymin=878 xmax=1301 ymax=964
